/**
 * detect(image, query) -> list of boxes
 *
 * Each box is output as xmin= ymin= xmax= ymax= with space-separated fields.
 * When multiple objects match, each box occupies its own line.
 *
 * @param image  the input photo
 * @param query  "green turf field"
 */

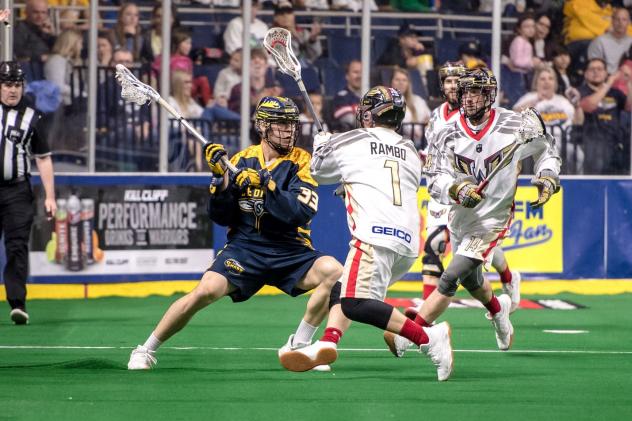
xmin=1 ymin=292 xmax=631 ymax=421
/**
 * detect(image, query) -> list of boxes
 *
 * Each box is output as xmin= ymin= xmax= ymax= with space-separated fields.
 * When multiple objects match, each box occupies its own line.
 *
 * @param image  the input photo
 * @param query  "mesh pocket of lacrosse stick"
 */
xmin=115 ymin=64 xmax=157 ymax=106
xmin=263 ymin=27 xmax=301 ymax=80
xmin=518 ymin=107 xmax=547 ymax=141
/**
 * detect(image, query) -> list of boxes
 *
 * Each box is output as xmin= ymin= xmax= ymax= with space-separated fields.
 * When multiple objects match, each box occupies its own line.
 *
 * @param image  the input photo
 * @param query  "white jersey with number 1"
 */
xmin=423 ymin=102 xmax=460 ymax=228
xmin=311 ymin=127 xmax=422 ymax=257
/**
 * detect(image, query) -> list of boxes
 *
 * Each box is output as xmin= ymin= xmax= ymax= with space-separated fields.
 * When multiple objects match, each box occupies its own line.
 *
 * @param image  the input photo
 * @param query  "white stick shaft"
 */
xmin=296 ymin=79 xmax=323 ymax=133
xmin=156 ymin=97 xmax=238 ymax=173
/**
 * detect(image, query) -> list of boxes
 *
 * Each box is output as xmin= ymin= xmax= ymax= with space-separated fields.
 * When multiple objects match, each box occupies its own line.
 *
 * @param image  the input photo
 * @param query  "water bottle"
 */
xmin=81 ymin=199 xmax=95 ymax=265
xmin=66 ymin=195 xmax=84 ymax=271
xmin=54 ymin=199 xmax=68 ymax=264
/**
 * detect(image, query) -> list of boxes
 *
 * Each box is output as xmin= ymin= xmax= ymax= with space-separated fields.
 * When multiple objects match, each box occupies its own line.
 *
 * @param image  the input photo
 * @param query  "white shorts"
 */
xmin=451 ymin=229 xmax=507 ymax=265
xmin=426 ymin=198 xmax=450 ymax=229
xmin=340 ymin=239 xmax=417 ymax=301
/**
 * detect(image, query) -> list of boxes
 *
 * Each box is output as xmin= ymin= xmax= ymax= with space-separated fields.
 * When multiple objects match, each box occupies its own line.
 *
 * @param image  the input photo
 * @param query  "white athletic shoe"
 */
xmin=278 ymin=334 xmax=331 ymax=372
xmin=502 ymin=270 xmax=521 ymax=313
xmin=491 ymin=294 xmax=514 ymax=351
xmin=127 ymin=345 xmax=157 ymax=370
xmin=419 ymin=322 xmax=453 ymax=382
xmin=10 ymin=308 xmax=29 ymax=325
xmin=383 ymin=331 xmax=413 ymax=357
xmin=278 ymin=340 xmax=338 ymax=372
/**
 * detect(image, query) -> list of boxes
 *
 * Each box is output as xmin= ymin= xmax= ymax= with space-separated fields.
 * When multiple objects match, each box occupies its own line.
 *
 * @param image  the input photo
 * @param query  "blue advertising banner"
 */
xmin=1 ymin=175 xmax=630 ymax=283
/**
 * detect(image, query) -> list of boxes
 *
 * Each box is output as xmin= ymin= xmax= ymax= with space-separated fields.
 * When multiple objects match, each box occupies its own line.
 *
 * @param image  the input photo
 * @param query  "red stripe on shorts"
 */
xmin=345 ymin=240 xmax=363 ymax=298
xmin=482 ymin=202 xmax=515 ymax=258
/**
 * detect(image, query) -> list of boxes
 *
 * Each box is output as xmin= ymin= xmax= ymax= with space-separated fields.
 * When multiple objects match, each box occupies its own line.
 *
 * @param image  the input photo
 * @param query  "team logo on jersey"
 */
xmin=6 ymin=126 xmax=24 ymax=145
xmin=224 ymin=258 xmax=245 ymax=274
xmin=239 ymin=186 xmax=266 ymax=231
xmin=454 ymin=143 xmax=516 ymax=183
xmin=476 ymin=144 xmax=483 ymax=153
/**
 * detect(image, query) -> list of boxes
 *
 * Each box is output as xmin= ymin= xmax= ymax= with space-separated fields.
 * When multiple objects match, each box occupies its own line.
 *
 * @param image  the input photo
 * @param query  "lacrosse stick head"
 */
xmin=114 ymin=64 xmax=158 ymax=106
xmin=263 ymin=27 xmax=301 ymax=81
xmin=516 ymin=107 xmax=547 ymax=144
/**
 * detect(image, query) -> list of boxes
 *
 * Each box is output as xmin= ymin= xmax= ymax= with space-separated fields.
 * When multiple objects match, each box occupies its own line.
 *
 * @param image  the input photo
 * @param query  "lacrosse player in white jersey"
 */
xmin=278 ymin=86 xmax=454 ymax=381
xmin=395 ymin=62 xmax=522 ymax=341
xmin=386 ymin=68 xmax=561 ymax=359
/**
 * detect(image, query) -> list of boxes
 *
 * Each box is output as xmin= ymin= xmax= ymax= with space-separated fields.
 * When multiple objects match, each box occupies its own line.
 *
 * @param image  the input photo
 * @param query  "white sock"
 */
xmin=143 ymin=333 xmax=162 ymax=352
xmin=293 ymin=320 xmax=318 ymax=345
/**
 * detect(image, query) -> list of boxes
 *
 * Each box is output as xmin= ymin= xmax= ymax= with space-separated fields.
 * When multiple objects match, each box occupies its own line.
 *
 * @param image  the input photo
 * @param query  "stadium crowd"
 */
xmin=8 ymin=0 xmax=632 ymax=175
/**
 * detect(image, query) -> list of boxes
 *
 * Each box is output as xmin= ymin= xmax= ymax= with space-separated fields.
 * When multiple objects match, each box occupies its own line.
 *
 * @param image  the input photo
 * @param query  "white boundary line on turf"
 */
xmin=0 ymin=345 xmax=631 ymax=355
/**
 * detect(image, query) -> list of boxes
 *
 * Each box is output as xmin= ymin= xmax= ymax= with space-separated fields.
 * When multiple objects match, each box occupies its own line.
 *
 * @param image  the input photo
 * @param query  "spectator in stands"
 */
xmin=505 ymin=14 xmax=541 ymax=74
xmin=390 ymin=0 xmax=433 ymax=12
xmin=98 ymin=32 xmax=114 ymax=67
xmin=587 ymin=8 xmax=632 ymax=74
xmin=214 ymin=49 xmax=242 ymax=108
xmin=107 ymin=2 xmax=145 ymax=63
xmin=228 ymin=48 xmax=281 ymax=115
xmin=140 ymin=3 xmax=179 ymax=64
xmin=534 ymin=13 xmax=556 ymax=62
xmin=272 ymin=1 xmax=323 ymax=66
xmin=298 ymin=91 xmax=328 ymax=152
xmin=168 ymin=70 xmax=204 ymax=171
xmin=14 ymin=0 xmax=56 ymax=63
xmin=579 ymin=57 xmax=632 ymax=174
xmin=479 ymin=0 xmax=526 ymax=15
xmin=331 ymin=0 xmax=378 ymax=12
xmin=152 ymin=28 xmax=212 ymax=107
xmin=459 ymin=39 xmax=487 ymax=69
xmin=514 ymin=65 xmax=585 ymax=173
xmin=332 ymin=60 xmax=362 ymax=131
xmin=223 ymin=0 xmax=269 ymax=55
xmin=377 ymin=23 xmax=426 ymax=70
xmin=44 ymin=30 xmax=84 ymax=106
xmin=390 ymin=67 xmax=430 ymax=145
xmin=297 ymin=0 xmax=331 ymax=10
xmin=563 ymin=0 xmax=621 ymax=77
xmin=551 ymin=45 xmax=582 ymax=101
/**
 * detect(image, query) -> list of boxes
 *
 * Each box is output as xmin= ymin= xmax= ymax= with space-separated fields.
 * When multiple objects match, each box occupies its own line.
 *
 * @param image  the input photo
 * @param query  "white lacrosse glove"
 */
xmin=449 ymin=176 xmax=483 ymax=208
xmin=313 ymin=131 xmax=332 ymax=148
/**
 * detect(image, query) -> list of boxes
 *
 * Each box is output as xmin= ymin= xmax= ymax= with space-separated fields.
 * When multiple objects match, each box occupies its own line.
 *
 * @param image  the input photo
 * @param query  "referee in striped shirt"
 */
xmin=0 ymin=61 xmax=56 ymax=325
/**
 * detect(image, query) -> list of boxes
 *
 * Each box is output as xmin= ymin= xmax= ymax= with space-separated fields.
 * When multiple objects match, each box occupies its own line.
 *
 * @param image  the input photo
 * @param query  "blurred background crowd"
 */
xmin=9 ymin=0 xmax=632 ymax=175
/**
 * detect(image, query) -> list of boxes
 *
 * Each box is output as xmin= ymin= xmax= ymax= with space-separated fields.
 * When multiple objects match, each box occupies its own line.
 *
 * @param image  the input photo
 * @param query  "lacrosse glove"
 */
xmin=234 ymin=168 xmax=276 ymax=191
xmin=449 ymin=176 xmax=483 ymax=208
xmin=204 ymin=143 xmax=228 ymax=176
xmin=530 ymin=170 xmax=560 ymax=208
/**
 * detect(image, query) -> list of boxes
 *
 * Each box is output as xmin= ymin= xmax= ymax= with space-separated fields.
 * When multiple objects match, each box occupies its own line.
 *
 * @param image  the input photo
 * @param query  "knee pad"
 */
xmin=437 ymin=269 xmax=460 ymax=297
xmin=422 ymin=226 xmax=447 ymax=277
xmin=328 ymin=281 xmax=342 ymax=309
xmin=340 ymin=297 xmax=393 ymax=330
xmin=460 ymin=266 xmax=484 ymax=292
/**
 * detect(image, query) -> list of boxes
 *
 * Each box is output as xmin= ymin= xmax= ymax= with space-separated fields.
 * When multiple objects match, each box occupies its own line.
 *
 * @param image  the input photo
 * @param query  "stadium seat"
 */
xmin=194 ymin=63 xmax=226 ymax=88
xmin=317 ymin=59 xmax=346 ymax=97
xmin=327 ymin=35 xmax=361 ymax=66
xmin=277 ymin=66 xmax=321 ymax=98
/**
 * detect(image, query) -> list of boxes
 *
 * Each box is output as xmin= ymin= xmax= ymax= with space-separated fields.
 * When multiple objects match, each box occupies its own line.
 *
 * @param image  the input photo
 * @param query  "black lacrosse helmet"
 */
xmin=254 ymin=96 xmax=300 ymax=155
xmin=0 ymin=61 xmax=26 ymax=84
xmin=356 ymin=86 xmax=406 ymax=130
xmin=457 ymin=67 xmax=497 ymax=121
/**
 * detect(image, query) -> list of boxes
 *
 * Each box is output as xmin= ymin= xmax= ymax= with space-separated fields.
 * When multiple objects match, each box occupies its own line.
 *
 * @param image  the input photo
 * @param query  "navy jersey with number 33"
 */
xmin=208 ymin=145 xmax=319 ymax=248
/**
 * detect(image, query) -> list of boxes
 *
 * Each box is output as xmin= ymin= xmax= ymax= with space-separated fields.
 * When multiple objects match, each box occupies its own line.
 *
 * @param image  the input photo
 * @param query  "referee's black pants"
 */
xmin=0 ymin=180 xmax=35 ymax=310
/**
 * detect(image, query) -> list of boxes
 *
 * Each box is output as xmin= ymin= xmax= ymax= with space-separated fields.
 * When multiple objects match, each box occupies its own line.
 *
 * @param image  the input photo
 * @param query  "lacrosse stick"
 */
xmin=114 ymin=64 xmax=238 ymax=173
xmin=263 ymin=27 xmax=324 ymax=133
xmin=476 ymin=107 xmax=546 ymax=194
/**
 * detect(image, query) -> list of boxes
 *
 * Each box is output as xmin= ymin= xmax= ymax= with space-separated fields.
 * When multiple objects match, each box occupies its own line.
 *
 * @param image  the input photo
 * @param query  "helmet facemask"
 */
xmin=258 ymin=118 xmax=299 ymax=155
xmin=457 ymin=69 xmax=497 ymax=123
xmin=439 ymin=62 xmax=466 ymax=108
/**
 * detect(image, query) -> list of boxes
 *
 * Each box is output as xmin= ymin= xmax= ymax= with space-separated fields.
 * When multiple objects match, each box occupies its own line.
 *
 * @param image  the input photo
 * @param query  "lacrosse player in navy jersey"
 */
xmin=386 ymin=68 xmax=561 ymax=361
xmin=128 ymin=96 xmax=342 ymax=370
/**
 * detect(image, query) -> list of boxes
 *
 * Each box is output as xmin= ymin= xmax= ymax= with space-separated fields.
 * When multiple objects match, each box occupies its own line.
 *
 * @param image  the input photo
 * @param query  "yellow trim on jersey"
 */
xmin=230 ymin=145 xmax=317 ymax=186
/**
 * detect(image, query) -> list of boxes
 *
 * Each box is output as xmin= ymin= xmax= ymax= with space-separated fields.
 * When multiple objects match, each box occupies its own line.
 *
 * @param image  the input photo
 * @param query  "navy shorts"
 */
xmin=208 ymin=240 xmax=325 ymax=302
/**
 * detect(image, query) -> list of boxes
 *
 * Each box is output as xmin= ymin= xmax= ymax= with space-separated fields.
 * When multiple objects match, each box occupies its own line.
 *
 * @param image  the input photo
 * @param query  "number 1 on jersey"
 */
xmin=384 ymin=160 xmax=402 ymax=206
